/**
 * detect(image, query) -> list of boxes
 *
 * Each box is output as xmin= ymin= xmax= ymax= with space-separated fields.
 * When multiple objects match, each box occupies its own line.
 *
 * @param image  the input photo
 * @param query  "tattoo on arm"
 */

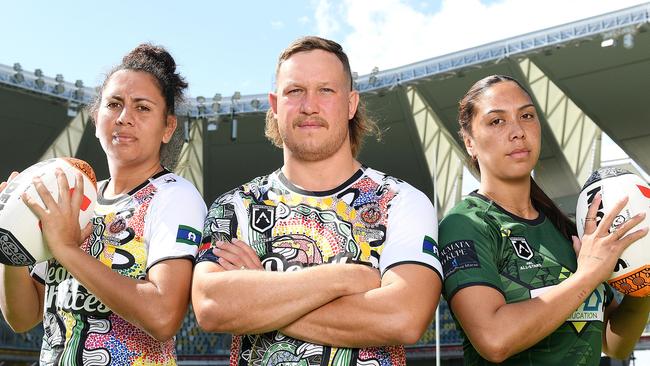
xmin=584 ymin=255 xmax=604 ymax=261
xmin=577 ymin=289 xmax=590 ymax=301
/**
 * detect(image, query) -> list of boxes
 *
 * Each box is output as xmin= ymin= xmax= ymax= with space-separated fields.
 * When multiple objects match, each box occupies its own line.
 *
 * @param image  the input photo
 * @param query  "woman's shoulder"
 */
xmin=440 ymin=195 xmax=506 ymax=242
xmin=147 ymin=172 xmax=205 ymax=209
xmin=151 ymin=172 xmax=201 ymax=193
xmin=442 ymin=194 xmax=491 ymax=224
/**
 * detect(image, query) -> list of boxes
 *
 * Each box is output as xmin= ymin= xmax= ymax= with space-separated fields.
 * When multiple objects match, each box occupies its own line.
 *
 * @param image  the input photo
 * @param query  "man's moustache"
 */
xmin=293 ymin=116 xmax=328 ymax=128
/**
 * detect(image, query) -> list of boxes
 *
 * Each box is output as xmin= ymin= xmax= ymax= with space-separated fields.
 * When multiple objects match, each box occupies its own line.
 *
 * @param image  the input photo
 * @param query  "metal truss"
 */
xmin=2 ymin=4 xmax=646 ymax=120
xmin=193 ymin=94 xmax=269 ymax=119
xmin=353 ymin=3 xmax=649 ymax=94
xmin=0 ymin=63 xmax=94 ymax=105
xmin=175 ymin=118 xmax=205 ymax=196
xmin=405 ymin=86 xmax=465 ymax=215
xmin=40 ymin=109 xmax=90 ymax=160
xmin=518 ymin=58 xmax=602 ymax=186
xmin=183 ymin=2 xmax=647 ymax=117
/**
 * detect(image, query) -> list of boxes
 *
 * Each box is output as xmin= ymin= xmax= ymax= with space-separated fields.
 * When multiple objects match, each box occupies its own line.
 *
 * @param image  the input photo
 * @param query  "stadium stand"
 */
xmin=0 ymin=317 xmax=42 ymax=350
xmin=1 ymin=3 xmax=649 ymax=364
xmin=176 ymin=306 xmax=231 ymax=362
xmin=0 ymin=313 xmax=42 ymax=363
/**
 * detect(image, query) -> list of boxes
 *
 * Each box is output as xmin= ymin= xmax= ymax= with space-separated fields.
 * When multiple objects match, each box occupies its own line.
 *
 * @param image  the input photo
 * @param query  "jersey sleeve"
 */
xmin=439 ymin=211 xmax=503 ymax=301
xmin=144 ymin=179 xmax=207 ymax=270
xmin=30 ymin=262 xmax=47 ymax=284
xmin=196 ymin=189 xmax=243 ymax=265
xmin=379 ymin=185 xmax=442 ymax=280
xmin=604 ymin=282 xmax=616 ymax=308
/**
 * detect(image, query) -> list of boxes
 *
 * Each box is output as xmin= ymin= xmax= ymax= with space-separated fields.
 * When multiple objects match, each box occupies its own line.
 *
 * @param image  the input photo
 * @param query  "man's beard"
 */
xmin=280 ymin=115 xmax=349 ymax=162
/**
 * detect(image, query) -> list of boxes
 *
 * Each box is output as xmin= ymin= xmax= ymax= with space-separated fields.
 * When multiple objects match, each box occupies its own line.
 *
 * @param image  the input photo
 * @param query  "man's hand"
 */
xmin=212 ymin=238 xmax=381 ymax=293
xmin=213 ymin=239 xmax=264 ymax=270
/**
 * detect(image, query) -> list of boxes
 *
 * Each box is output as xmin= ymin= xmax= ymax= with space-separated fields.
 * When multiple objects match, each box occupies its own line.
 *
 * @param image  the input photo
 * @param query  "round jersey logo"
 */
xmin=359 ymin=203 xmax=382 ymax=227
xmin=109 ymin=218 xmax=127 ymax=234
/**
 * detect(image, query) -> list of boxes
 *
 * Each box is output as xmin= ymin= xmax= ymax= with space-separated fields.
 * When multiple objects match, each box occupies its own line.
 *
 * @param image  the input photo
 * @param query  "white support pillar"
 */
xmin=406 ymin=86 xmax=465 ymax=216
xmin=175 ymin=118 xmax=205 ymax=196
xmin=518 ymin=59 xmax=602 ymax=185
xmin=40 ymin=109 xmax=88 ymax=160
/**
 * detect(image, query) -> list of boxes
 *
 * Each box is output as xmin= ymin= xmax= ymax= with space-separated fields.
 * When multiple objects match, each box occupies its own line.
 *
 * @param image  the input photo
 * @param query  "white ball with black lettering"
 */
xmin=0 ymin=158 xmax=97 ymax=266
xmin=576 ymin=167 xmax=650 ymax=297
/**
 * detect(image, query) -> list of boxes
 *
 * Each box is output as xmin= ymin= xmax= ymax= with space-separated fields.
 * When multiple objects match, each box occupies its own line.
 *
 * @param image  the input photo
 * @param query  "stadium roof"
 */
xmin=1 ymin=2 xmax=649 ymax=213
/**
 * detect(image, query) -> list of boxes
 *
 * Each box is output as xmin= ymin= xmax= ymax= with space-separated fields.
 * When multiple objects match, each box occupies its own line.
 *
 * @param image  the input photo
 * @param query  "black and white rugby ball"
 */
xmin=576 ymin=167 xmax=650 ymax=297
xmin=0 ymin=158 xmax=97 ymax=266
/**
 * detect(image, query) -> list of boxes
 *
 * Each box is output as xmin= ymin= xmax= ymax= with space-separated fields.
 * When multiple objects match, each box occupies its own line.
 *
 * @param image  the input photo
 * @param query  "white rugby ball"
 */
xmin=576 ymin=167 xmax=650 ymax=297
xmin=0 ymin=158 xmax=97 ymax=266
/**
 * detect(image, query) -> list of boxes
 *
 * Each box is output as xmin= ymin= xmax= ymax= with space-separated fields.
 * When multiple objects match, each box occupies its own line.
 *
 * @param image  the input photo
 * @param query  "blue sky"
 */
xmin=1 ymin=0 xmax=320 ymax=97
xmin=3 ymin=0 xmax=645 ymax=99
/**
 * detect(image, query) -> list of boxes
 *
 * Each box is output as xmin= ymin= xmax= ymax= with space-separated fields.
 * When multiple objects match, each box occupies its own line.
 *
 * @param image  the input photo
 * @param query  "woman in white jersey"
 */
xmin=0 ymin=44 xmax=206 ymax=365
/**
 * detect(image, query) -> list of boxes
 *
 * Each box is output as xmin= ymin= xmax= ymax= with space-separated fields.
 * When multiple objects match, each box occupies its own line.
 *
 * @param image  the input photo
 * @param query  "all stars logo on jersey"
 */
xmin=251 ymin=204 xmax=275 ymax=233
xmin=509 ymin=236 xmax=534 ymax=260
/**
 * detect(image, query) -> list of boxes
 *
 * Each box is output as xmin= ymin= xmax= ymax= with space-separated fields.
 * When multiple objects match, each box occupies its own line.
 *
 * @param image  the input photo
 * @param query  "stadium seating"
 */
xmin=1 ymin=300 xmax=645 ymax=359
xmin=0 ymin=315 xmax=43 ymax=351
xmin=176 ymin=306 xmax=231 ymax=356
xmin=1 ymin=303 xmax=462 ymax=357
xmin=413 ymin=299 xmax=464 ymax=347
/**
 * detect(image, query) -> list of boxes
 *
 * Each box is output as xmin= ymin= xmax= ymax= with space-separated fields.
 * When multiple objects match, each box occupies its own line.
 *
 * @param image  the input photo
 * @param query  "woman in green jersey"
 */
xmin=439 ymin=74 xmax=650 ymax=365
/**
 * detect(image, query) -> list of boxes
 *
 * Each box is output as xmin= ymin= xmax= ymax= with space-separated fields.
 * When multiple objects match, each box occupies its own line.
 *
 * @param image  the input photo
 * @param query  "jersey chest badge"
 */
xmin=251 ymin=204 xmax=275 ymax=233
xmin=509 ymin=236 xmax=534 ymax=260
xmin=568 ymin=283 xmax=606 ymax=333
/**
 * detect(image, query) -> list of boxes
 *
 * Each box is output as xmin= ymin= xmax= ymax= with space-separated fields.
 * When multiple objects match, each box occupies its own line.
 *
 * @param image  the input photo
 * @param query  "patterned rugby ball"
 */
xmin=576 ymin=167 xmax=650 ymax=297
xmin=0 ymin=158 xmax=97 ymax=266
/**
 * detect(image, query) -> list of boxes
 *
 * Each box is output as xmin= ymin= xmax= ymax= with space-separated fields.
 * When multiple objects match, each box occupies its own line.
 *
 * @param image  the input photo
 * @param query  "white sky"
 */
xmin=315 ymin=0 xmax=648 ymax=77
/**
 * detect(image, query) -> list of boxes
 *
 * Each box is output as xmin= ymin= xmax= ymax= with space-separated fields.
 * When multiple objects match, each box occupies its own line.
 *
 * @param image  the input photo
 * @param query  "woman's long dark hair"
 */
xmin=458 ymin=75 xmax=577 ymax=241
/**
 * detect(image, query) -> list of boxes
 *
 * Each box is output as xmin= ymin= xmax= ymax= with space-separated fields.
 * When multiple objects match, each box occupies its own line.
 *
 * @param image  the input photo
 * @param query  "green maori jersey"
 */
xmin=439 ymin=192 xmax=613 ymax=366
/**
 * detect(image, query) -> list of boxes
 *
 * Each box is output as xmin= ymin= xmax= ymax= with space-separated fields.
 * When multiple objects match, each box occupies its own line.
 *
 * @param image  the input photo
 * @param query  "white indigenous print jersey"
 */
xmin=31 ymin=170 xmax=207 ymax=366
xmin=197 ymin=167 xmax=442 ymax=366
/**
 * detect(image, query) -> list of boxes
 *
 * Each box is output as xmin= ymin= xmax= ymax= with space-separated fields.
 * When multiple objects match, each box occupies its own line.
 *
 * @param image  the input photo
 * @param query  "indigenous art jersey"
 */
xmin=197 ymin=167 xmax=442 ymax=366
xmin=31 ymin=170 xmax=207 ymax=366
xmin=440 ymin=192 xmax=614 ymax=366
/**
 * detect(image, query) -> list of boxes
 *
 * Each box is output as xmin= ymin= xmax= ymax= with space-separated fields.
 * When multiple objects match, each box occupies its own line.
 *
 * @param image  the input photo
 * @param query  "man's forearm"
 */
xmin=280 ymin=265 xmax=440 ymax=347
xmin=192 ymin=263 xmax=380 ymax=334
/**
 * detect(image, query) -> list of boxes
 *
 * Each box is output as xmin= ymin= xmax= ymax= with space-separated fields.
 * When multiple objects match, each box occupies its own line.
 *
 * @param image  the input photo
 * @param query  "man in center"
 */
xmin=192 ymin=36 xmax=442 ymax=366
